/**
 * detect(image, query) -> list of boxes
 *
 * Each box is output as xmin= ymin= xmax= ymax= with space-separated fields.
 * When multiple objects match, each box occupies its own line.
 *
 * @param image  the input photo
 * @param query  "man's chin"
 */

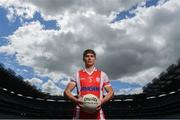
xmin=86 ymin=63 xmax=94 ymax=67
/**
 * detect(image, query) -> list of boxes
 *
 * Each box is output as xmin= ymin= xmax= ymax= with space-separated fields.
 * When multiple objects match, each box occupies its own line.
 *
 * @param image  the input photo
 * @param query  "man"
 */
xmin=64 ymin=49 xmax=114 ymax=119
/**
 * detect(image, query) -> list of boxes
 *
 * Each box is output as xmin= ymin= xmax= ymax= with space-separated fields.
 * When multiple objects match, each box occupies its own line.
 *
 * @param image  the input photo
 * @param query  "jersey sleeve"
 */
xmin=101 ymin=71 xmax=111 ymax=87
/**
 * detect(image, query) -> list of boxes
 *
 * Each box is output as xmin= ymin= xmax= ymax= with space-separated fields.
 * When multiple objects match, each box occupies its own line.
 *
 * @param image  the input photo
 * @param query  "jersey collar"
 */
xmin=83 ymin=66 xmax=97 ymax=75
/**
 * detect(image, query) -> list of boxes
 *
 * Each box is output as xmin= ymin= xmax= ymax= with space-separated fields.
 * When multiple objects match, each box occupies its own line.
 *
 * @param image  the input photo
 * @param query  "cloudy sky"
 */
xmin=0 ymin=0 xmax=180 ymax=95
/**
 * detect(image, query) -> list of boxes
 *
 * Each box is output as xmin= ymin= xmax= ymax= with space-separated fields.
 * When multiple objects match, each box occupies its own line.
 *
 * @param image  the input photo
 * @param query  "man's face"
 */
xmin=84 ymin=53 xmax=96 ymax=67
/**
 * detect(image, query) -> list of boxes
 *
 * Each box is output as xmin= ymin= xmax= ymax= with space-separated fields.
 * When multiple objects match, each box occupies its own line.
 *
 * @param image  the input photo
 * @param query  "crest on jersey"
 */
xmin=96 ymin=77 xmax=100 ymax=82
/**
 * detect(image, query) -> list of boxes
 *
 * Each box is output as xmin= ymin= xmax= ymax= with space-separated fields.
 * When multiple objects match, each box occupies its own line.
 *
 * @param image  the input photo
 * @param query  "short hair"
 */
xmin=83 ymin=49 xmax=96 ymax=60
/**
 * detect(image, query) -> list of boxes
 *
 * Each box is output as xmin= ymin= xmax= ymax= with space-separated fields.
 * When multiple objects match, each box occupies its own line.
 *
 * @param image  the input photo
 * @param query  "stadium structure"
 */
xmin=0 ymin=59 xmax=180 ymax=119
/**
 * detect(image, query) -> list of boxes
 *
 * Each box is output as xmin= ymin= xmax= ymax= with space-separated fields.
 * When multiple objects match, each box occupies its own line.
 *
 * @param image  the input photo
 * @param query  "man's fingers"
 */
xmin=77 ymin=98 xmax=84 ymax=107
xmin=78 ymin=99 xmax=83 ymax=103
xmin=79 ymin=103 xmax=84 ymax=108
xmin=96 ymin=105 xmax=101 ymax=111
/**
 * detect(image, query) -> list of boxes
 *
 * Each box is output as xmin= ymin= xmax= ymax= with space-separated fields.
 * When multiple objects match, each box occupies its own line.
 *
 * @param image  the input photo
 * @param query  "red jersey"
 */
xmin=70 ymin=67 xmax=111 ymax=119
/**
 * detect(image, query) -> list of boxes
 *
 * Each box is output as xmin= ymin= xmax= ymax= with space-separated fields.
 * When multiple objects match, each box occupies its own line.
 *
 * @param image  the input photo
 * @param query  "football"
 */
xmin=82 ymin=94 xmax=100 ymax=113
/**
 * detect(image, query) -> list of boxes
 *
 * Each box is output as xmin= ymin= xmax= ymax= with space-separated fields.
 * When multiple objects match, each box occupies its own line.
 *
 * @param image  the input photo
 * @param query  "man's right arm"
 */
xmin=64 ymin=82 xmax=83 ymax=107
xmin=64 ymin=82 xmax=78 ymax=103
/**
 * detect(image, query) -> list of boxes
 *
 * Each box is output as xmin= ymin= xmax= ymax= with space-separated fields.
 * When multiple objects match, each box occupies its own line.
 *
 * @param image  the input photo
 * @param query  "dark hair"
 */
xmin=83 ymin=49 xmax=96 ymax=60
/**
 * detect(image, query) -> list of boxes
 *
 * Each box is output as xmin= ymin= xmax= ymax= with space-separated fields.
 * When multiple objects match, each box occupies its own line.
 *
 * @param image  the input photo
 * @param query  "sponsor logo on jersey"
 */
xmin=81 ymin=86 xmax=99 ymax=91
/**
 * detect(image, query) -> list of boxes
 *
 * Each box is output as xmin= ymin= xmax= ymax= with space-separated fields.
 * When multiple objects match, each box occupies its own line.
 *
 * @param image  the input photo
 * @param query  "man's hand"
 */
xmin=75 ymin=96 xmax=84 ymax=108
xmin=96 ymin=99 xmax=102 ymax=111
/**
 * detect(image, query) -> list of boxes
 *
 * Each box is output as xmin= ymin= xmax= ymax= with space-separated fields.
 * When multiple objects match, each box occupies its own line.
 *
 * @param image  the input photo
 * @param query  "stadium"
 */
xmin=0 ymin=58 xmax=180 ymax=119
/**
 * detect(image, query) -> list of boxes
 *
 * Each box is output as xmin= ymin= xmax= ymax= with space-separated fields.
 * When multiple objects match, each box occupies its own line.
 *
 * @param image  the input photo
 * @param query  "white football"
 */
xmin=82 ymin=94 xmax=100 ymax=113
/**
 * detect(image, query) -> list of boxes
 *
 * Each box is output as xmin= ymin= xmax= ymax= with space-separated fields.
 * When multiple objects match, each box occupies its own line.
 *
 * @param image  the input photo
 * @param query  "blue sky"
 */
xmin=0 ymin=7 xmax=20 ymax=37
xmin=0 ymin=0 xmax=179 ymax=95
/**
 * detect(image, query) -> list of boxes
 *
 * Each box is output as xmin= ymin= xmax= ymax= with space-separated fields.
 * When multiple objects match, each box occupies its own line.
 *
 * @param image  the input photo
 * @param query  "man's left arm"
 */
xmin=96 ymin=85 xmax=114 ymax=111
xmin=101 ymin=85 xmax=114 ymax=105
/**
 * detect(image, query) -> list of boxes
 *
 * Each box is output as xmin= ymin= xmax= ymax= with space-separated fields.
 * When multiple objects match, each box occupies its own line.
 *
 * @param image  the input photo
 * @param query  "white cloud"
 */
xmin=0 ymin=0 xmax=144 ymax=22
xmin=5 ymin=21 xmax=60 ymax=78
xmin=42 ymin=80 xmax=63 ymax=95
xmin=0 ymin=45 xmax=15 ymax=55
xmin=119 ymin=67 xmax=162 ymax=86
xmin=115 ymin=87 xmax=143 ymax=95
xmin=29 ymin=0 xmax=144 ymax=17
xmin=25 ymin=76 xmax=69 ymax=95
xmin=25 ymin=77 xmax=43 ymax=89
xmin=25 ymin=77 xmax=43 ymax=84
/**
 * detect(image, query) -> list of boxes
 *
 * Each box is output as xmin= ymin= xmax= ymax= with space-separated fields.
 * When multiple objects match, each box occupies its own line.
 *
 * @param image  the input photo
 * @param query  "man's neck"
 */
xmin=85 ymin=66 xmax=95 ymax=72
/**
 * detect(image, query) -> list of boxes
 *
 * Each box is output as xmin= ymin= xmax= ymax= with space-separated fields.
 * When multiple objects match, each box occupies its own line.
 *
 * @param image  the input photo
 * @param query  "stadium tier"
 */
xmin=0 ymin=59 xmax=180 ymax=119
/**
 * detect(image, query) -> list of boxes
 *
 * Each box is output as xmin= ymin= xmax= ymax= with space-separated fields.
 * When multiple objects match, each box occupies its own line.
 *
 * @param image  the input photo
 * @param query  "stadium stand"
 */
xmin=0 ymin=58 xmax=180 ymax=119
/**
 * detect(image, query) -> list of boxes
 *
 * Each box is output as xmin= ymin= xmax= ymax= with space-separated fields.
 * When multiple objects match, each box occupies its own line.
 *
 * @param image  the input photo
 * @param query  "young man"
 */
xmin=64 ymin=49 xmax=114 ymax=119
